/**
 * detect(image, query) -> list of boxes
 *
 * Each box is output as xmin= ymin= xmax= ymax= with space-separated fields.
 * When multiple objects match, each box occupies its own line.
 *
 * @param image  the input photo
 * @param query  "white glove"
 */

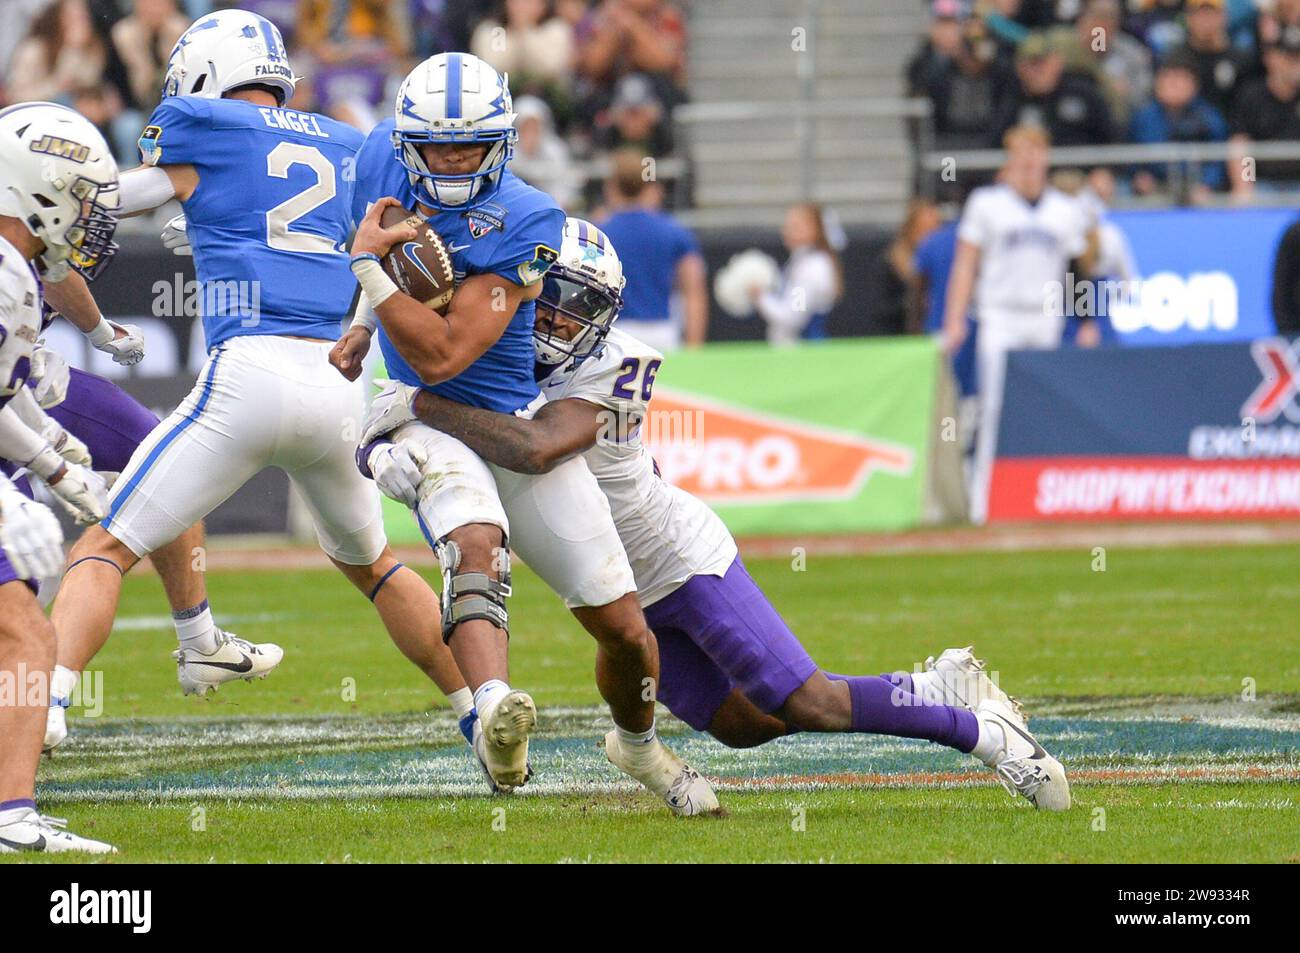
xmin=0 ymin=488 xmax=65 ymax=579
xmin=161 ymin=214 xmax=192 ymax=256
xmin=30 ymin=345 xmax=70 ymax=408
xmin=45 ymin=462 xmax=109 ymax=526
xmin=95 ymin=322 xmax=145 ymax=366
xmin=40 ymin=417 xmax=92 ymax=467
xmin=360 ymin=379 xmax=420 ymax=446
xmin=368 ymin=440 xmax=428 ymax=508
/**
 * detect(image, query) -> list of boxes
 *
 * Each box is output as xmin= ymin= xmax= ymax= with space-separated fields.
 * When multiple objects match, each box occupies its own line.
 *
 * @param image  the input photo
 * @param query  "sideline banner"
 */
xmin=988 ymin=338 xmax=1300 ymax=521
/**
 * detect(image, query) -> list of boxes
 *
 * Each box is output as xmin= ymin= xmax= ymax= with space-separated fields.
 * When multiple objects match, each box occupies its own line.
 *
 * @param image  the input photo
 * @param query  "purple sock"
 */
xmin=0 ymin=798 xmax=36 ymax=813
xmin=825 ymin=673 xmax=979 ymax=753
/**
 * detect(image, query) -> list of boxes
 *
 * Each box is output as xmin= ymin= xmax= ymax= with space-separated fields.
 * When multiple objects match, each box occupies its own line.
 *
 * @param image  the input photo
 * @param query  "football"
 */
xmin=379 ymin=204 xmax=456 ymax=313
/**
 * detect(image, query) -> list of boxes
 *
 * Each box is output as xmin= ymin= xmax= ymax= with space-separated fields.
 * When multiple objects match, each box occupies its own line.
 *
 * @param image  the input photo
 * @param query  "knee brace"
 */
xmin=436 ymin=538 xmax=512 ymax=644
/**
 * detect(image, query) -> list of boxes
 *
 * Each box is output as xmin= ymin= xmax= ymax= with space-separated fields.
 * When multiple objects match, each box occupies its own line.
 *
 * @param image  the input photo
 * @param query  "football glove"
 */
xmin=30 ymin=345 xmax=70 ymax=409
xmin=95 ymin=322 xmax=146 ymax=366
xmin=32 ymin=455 xmax=109 ymax=526
xmin=0 ymin=487 xmax=64 ymax=579
xmin=40 ymin=417 xmax=92 ymax=467
xmin=368 ymin=440 xmax=429 ymax=508
xmin=360 ymin=379 xmax=420 ymax=446
xmin=161 ymin=214 xmax=192 ymax=256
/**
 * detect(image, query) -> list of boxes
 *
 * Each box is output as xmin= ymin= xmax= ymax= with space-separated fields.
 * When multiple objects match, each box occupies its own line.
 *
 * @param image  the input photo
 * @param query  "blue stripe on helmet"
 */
xmin=259 ymin=19 xmax=281 ymax=61
xmin=445 ymin=53 xmax=463 ymax=120
xmin=576 ymin=220 xmax=589 ymax=246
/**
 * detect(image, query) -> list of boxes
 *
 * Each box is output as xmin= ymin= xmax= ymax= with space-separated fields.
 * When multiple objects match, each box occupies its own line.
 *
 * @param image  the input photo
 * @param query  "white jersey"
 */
xmin=0 ymin=236 xmax=42 ymax=408
xmin=958 ymin=183 xmax=1090 ymax=320
xmin=539 ymin=327 xmax=737 ymax=607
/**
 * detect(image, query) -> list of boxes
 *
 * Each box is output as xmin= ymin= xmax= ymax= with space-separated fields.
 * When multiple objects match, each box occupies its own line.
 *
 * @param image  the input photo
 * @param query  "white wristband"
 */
xmin=350 ymin=308 xmax=378 ymax=334
xmin=351 ymin=256 xmax=399 ymax=309
xmin=85 ymin=316 xmax=115 ymax=347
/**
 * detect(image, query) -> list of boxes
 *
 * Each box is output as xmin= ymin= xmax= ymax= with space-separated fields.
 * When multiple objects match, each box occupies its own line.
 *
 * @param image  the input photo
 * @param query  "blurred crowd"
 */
xmin=908 ymin=0 xmax=1300 ymax=201
xmin=0 ymin=0 xmax=691 ymax=213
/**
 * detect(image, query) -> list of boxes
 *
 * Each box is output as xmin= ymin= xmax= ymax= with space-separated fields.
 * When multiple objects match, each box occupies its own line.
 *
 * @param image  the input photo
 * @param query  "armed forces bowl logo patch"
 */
xmin=465 ymin=202 xmax=507 ymax=239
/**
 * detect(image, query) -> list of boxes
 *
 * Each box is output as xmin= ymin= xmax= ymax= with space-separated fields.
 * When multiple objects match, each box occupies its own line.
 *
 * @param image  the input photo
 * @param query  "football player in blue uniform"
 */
xmin=338 ymin=53 xmax=717 ymax=813
xmin=46 ymin=11 xmax=473 ymax=741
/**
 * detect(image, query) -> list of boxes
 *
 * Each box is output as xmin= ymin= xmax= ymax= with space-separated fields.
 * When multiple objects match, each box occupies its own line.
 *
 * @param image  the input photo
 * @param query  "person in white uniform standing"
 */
xmin=941 ymin=125 xmax=1098 ymax=523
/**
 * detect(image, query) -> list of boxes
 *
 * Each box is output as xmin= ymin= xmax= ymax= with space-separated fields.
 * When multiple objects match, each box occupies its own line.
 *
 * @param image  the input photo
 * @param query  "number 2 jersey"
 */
xmin=138 ymin=96 xmax=364 ymax=349
xmin=351 ymin=118 xmax=564 ymax=414
xmin=539 ymin=327 xmax=737 ymax=607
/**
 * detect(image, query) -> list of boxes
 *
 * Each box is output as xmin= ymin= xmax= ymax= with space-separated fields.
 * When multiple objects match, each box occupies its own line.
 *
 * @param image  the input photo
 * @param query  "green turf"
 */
xmin=19 ymin=543 xmax=1300 ymax=863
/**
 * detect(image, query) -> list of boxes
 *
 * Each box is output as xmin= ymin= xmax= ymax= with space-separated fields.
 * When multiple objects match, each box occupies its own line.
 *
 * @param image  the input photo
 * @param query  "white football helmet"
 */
xmin=534 ymin=218 xmax=626 ymax=365
xmin=162 ymin=10 xmax=297 ymax=106
xmin=393 ymin=53 xmax=517 ymax=210
xmin=0 ymin=102 xmax=120 ymax=281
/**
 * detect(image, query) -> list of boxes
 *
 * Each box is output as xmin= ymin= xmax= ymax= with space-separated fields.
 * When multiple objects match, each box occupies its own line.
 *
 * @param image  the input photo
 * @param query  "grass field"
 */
xmin=12 ymin=541 xmax=1300 ymax=863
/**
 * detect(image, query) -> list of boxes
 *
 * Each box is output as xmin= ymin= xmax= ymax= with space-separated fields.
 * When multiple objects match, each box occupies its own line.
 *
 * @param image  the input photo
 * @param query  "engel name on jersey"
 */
xmin=139 ymin=96 xmax=364 ymax=349
xmin=0 ymin=236 xmax=44 ymax=407
xmin=540 ymin=327 xmax=737 ymax=606
xmin=958 ymin=184 xmax=1090 ymax=319
xmin=351 ymin=118 xmax=564 ymax=414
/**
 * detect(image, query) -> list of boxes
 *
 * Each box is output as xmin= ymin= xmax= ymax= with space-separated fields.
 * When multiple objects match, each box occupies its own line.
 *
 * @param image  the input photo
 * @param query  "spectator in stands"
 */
xmin=7 ymin=0 xmax=109 ymax=105
xmin=1228 ymin=29 xmax=1300 ymax=186
xmin=112 ymin=0 xmax=189 ymax=112
xmin=1125 ymin=0 xmax=1192 ymax=55
xmin=1257 ymin=0 xmax=1300 ymax=49
xmin=1271 ymin=215 xmax=1300 ymax=333
xmin=471 ymin=0 xmax=575 ymax=126
xmin=1012 ymin=31 xmax=1116 ymax=147
xmin=593 ymin=72 xmax=674 ymax=156
xmin=296 ymin=0 xmax=410 ymax=66
xmin=868 ymin=199 xmax=942 ymax=337
xmin=1175 ymin=0 xmax=1257 ymax=116
xmin=909 ymin=2 xmax=1019 ymax=152
xmin=0 ymin=0 xmax=51 ymax=82
xmin=511 ymin=95 xmax=580 ymax=209
xmin=1058 ymin=0 xmax=1154 ymax=126
xmin=1129 ymin=50 xmax=1229 ymax=199
xmin=752 ymin=204 xmax=845 ymax=345
xmin=597 ymin=149 xmax=707 ymax=350
xmin=914 ymin=202 xmax=979 ymax=401
xmin=575 ymin=0 xmax=686 ymax=107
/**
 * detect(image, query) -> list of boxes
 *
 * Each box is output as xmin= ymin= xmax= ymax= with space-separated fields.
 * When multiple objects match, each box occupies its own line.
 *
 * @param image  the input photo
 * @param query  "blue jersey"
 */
xmin=352 ymin=119 xmax=564 ymax=413
xmin=597 ymin=208 xmax=699 ymax=322
xmin=139 ymin=96 xmax=363 ymax=349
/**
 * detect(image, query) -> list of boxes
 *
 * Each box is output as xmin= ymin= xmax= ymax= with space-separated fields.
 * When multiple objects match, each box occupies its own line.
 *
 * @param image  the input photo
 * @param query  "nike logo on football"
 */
xmin=188 ymin=656 xmax=254 ymax=673
xmin=0 ymin=834 xmax=45 ymax=851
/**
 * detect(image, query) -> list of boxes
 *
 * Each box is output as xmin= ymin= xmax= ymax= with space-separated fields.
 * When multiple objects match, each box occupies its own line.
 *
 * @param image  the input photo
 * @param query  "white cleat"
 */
xmin=604 ymin=730 xmax=720 ymax=816
xmin=976 ymin=699 xmax=1071 ymax=812
xmin=0 ymin=809 xmax=116 ymax=854
xmin=925 ymin=646 xmax=1026 ymax=722
xmin=174 ymin=629 xmax=284 ymax=696
xmin=43 ymin=700 xmax=69 ymax=752
xmin=477 ymin=690 xmax=536 ymax=790
xmin=469 ymin=714 xmax=534 ymax=794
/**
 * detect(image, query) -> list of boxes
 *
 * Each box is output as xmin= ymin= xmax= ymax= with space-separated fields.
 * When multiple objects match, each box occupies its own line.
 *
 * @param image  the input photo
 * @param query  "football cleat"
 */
xmin=43 ymin=696 xmax=70 ymax=752
xmin=975 ymin=699 xmax=1070 ymax=812
xmin=924 ymin=646 xmax=1026 ymax=722
xmin=0 ymin=810 xmax=116 ymax=854
xmin=604 ymin=730 xmax=719 ymax=817
xmin=477 ymin=690 xmax=536 ymax=790
xmin=174 ymin=629 xmax=284 ymax=696
xmin=466 ymin=711 xmax=533 ymax=794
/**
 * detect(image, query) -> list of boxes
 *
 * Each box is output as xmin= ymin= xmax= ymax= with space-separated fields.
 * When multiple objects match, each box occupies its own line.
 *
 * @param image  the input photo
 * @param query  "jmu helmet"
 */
xmin=0 ymin=102 xmax=120 ymax=281
xmin=163 ymin=11 xmax=297 ymax=106
xmin=392 ymin=53 xmax=517 ymax=211
xmin=534 ymin=218 xmax=626 ymax=365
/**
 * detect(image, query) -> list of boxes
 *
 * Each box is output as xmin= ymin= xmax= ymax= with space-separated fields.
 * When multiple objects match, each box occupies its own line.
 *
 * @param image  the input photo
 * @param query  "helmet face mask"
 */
xmin=392 ymin=54 xmax=518 ymax=211
xmin=534 ymin=269 xmax=622 ymax=365
xmin=0 ymin=102 xmax=120 ymax=280
xmin=532 ymin=218 xmax=627 ymax=366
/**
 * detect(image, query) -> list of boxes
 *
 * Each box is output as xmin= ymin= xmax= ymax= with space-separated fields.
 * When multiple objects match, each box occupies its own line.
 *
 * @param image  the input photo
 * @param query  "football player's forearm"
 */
xmin=117 ymin=165 xmax=181 ymax=217
xmin=0 ymin=404 xmax=54 ymax=469
xmin=412 ymin=391 xmax=552 ymax=473
xmin=42 ymin=271 xmax=103 ymax=333
xmin=374 ymin=295 xmax=459 ymax=383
